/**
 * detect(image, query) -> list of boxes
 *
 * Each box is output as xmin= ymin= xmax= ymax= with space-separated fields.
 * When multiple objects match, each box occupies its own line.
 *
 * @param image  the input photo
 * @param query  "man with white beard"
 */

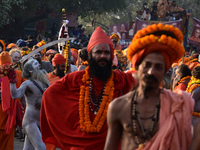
xmin=9 ymin=57 xmax=50 ymax=150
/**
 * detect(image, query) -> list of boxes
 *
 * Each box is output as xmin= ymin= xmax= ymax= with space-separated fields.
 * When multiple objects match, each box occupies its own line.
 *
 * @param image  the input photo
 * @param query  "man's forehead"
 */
xmin=142 ymin=53 xmax=165 ymax=64
xmin=92 ymin=44 xmax=110 ymax=51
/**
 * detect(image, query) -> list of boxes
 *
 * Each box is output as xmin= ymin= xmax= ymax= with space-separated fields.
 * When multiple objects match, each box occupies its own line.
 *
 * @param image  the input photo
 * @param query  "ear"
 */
xmin=88 ymin=52 xmax=91 ymax=59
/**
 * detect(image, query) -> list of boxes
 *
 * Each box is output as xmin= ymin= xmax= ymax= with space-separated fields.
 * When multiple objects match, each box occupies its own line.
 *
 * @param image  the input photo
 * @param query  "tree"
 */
xmin=0 ymin=0 xmax=126 ymax=40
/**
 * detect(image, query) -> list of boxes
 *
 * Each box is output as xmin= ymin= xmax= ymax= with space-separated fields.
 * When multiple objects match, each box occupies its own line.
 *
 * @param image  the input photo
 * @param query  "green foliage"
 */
xmin=0 ymin=0 xmax=126 ymax=28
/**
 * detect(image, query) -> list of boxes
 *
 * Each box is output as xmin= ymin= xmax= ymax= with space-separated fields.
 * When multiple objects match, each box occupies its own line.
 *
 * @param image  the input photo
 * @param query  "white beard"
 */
xmin=31 ymin=69 xmax=50 ymax=86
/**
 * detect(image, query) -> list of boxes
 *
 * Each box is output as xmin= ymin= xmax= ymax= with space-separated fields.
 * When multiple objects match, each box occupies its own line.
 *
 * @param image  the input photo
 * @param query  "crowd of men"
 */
xmin=0 ymin=22 xmax=200 ymax=150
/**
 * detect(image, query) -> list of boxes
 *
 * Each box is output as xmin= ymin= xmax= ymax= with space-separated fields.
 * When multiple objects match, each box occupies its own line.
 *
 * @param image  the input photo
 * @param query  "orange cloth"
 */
xmin=41 ymin=69 xmax=136 ymax=149
xmin=0 ymin=124 xmax=15 ymax=150
xmin=140 ymin=89 xmax=194 ymax=150
xmin=87 ymin=27 xmax=114 ymax=59
xmin=48 ymin=72 xmax=61 ymax=85
xmin=131 ymin=42 xmax=179 ymax=71
xmin=6 ymin=43 xmax=18 ymax=49
xmin=0 ymin=51 xmax=11 ymax=65
xmin=52 ymin=54 xmax=66 ymax=66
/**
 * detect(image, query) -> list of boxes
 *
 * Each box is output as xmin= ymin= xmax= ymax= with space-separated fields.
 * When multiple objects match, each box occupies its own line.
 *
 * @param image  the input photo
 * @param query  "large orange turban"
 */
xmin=52 ymin=54 xmax=66 ymax=66
xmin=127 ymin=23 xmax=185 ymax=71
xmin=0 ymin=51 xmax=12 ymax=65
xmin=87 ymin=27 xmax=114 ymax=59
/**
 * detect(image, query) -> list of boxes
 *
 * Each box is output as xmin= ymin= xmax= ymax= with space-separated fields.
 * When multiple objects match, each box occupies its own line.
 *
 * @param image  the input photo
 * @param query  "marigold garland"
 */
xmin=21 ymin=48 xmax=31 ymax=56
xmin=79 ymin=67 xmax=114 ymax=133
xmin=186 ymin=76 xmax=200 ymax=93
xmin=174 ymin=76 xmax=191 ymax=91
xmin=36 ymin=40 xmax=46 ymax=54
xmin=80 ymin=61 xmax=88 ymax=66
xmin=127 ymin=23 xmax=184 ymax=62
xmin=190 ymin=58 xmax=199 ymax=63
xmin=192 ymin=112 xmax=200 ymax=117
xmin=63 ymin=41 xmax=70 ymax=73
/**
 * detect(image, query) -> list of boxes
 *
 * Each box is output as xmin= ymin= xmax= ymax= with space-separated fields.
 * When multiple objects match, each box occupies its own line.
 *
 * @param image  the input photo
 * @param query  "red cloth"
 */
xmin=188 ymin=62 xmax=199 ymax=71
xmin=71 ymin=49 xmax=78 ymax=65
xmin=87 ymin=27 xmax=114 ymax=59
xmin=1 ymin=76 xmax=17 ymax=134
xmin=41 ymin=69 xmax=136 ymax=149
xmin=176 ymin=83 xmax=187 ymax=91
xmin=52 ymin=54 xmax=66 ymax=66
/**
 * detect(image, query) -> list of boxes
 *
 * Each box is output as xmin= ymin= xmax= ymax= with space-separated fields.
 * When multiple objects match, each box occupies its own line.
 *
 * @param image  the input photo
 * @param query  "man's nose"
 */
xmin=147 ymin=67 xmax=156 ymax=75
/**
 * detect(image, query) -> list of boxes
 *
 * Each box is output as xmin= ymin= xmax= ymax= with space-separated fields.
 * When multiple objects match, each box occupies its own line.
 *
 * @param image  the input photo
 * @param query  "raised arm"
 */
xmin=104 ymin=100 xmax=122 ymax=150
xmin=10 ymin=81 xmax=28 ymax=99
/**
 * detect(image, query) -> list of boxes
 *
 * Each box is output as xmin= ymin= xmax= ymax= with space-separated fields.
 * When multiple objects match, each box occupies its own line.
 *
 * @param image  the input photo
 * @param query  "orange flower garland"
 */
xmin=21 ymin=48 xmax=31 ymax=56
xmin=63 ymin=41 xmax=70 ymax=73
xmin=186 ymin=76 xmax=200 ymax=93
xmin=37 ymin=40 xmax=47 ymax=54
xmin=79 ymin=67 xmax=114 ymax=133
xmin=192 ymin=112 xmax=200 ymax=117
xmin=80 ymin=61 xmax=88 ymax=66
xmin=174 ymin=76 xmax=191 ymax=91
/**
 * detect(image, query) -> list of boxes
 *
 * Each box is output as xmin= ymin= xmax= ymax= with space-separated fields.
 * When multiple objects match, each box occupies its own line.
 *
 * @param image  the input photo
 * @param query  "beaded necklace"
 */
xmin=131 ymin=90 xmax=160 ymax=147
xmin=89 ymin=76 xmax=106 ymax=115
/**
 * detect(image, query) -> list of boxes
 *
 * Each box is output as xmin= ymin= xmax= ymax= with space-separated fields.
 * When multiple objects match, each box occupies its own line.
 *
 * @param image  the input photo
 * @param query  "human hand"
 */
xmin=8 ymin=69 xmax=17 ymax=83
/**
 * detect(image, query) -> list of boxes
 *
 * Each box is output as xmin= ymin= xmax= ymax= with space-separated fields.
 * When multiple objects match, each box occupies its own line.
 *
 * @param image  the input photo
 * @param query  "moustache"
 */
xmin=97 ymin=59 xmax=108 ymax=63
xmin=143 ymin=74 xmax=158 ymax=83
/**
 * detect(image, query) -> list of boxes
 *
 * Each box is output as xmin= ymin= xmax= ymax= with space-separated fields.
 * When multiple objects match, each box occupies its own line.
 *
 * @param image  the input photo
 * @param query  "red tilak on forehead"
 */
xmin=102 ymin=47 xmax=105 ymax=50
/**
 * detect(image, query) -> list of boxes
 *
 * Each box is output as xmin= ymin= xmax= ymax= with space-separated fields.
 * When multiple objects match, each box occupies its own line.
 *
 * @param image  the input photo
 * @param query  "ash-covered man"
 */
xmin=10 ymin=57 xmax=50 ymax=150
xmin=104 ymin=24 xmax=194 ymax=150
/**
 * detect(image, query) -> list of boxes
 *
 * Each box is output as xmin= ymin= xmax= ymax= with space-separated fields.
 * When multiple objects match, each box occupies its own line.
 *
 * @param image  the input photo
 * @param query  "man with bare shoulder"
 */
xmin=104 ymin=24 xmax=194 ymax=150
xmin=9 ymin=57 xmax=50 ymax=150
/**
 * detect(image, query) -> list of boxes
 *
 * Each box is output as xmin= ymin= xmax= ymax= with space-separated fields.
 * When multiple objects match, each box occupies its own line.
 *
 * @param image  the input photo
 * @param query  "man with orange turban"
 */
xmin=0 ymin=52 xmax=25 ymax=150
xmin=48 ymin=54 xmax=66 ymax=85
xmin=41 ymin=26 xmax=136 ymax=149
xmin=104 ymin=24 xmax=194 ymax=150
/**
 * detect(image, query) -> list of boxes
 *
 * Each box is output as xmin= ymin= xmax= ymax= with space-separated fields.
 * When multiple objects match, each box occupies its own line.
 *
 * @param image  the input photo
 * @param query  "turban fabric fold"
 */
xmin=87 ymin=27 xmax=114 ymax=59
xmin=52 ymin=54 xmax=66 ymax=66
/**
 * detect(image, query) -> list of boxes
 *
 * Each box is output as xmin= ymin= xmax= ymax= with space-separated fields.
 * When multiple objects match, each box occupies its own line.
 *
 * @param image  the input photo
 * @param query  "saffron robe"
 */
xmin=48 ymin=72 xmax=60 ymax=85
xmin=139 ymin=89 xmax=194 ymax=150
xmin=41 ymin=69 xmax=136 ymax=149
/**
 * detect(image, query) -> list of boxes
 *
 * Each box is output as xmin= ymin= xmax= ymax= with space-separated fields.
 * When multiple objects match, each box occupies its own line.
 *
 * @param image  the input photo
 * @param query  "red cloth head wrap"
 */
xmin=87 ymin=26 xmax=114 ymax=59
xmin=52 ymin=54 xmax=66 ymax=66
